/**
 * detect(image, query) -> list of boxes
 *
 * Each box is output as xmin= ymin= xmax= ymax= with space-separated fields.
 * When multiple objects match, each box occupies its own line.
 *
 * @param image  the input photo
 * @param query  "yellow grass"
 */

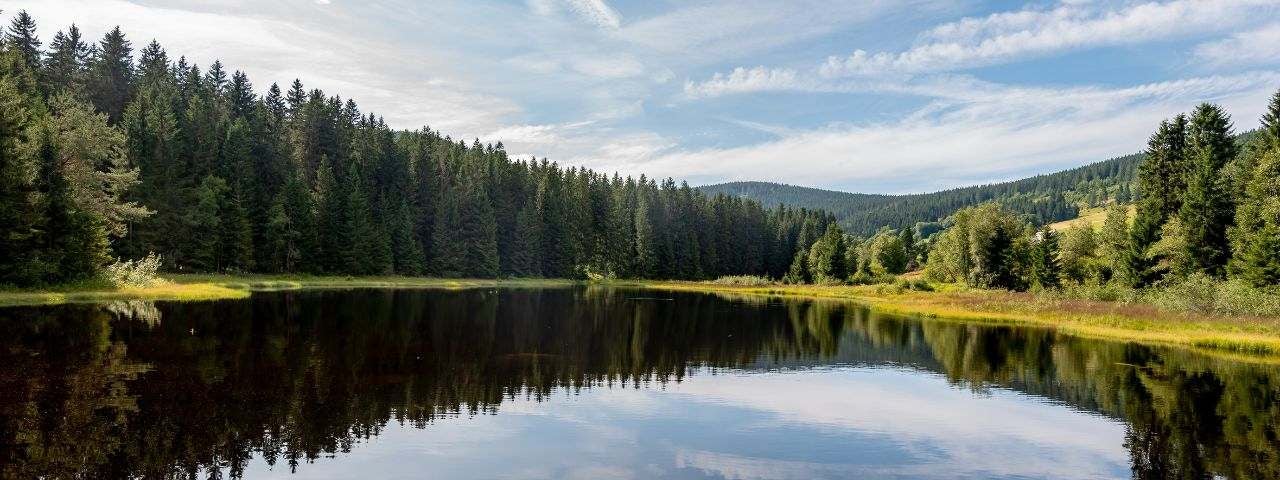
xmin=1047 ymin=204 xmax=1136 ymax=232
xmin=0 ymin=275 xmax=576 ymax=307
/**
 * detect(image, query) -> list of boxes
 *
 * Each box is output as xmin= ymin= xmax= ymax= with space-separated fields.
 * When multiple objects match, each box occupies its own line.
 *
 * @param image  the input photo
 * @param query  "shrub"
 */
xmin=710 ymin=275 xmax=774 ymax=286
xmin=101 ymin=253 xmax=166 ymax=288
xmin=849 ymin=272 xmax=896 ymax=285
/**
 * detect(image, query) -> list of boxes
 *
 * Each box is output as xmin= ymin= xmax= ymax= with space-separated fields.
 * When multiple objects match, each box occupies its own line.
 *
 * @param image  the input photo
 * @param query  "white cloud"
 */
xmin=663 ymin=72 xmax=1280 ymax=193
xmin=4 ymin=0 xmax=523 ymax=137
xmin=1194 ymin=22 xmax=1280 ymax=67
xmin=820 ymin=0 xmax=1277 ymax=77
xmin=529 ymin=0 xmax=621 ymax=29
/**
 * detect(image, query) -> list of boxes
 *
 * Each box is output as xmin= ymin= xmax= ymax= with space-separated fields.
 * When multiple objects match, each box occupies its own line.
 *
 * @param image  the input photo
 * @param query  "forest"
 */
xmin=776 ymin=92 xmax=1280 ymax=294
xmin=699 ymin=152 xmax=1139 ymax=236
xmin=0 ymin=11 xmax=833 ymax=287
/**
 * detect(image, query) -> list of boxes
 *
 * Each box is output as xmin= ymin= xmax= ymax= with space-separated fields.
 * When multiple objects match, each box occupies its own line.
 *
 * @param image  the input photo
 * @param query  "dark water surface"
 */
xmin=1 ymin=287 xmax=1277 ymax=479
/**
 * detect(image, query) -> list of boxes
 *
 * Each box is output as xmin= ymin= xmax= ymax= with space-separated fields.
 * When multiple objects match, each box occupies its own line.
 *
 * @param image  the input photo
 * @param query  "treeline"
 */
xmin=781 ymin=91 xmax=1280 ymax=291
xmin=927 ymin=95 xmax=1280 ymax=290
xmin=0 ymin=11 xmax=833 ymax=286
xmin=700 ymin=153 xmax=1140 ymax=235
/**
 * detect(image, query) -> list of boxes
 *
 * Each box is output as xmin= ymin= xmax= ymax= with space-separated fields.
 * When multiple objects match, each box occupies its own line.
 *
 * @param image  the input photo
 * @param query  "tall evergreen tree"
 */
xmin=44 ymin=25 xmax=89 ymax=95
xmin=6 ymin=10 xmax=41 ymax=74
xmin=1029 ymin=226 xmax=1061 ymax=289
xmin=0 ymin=72 xmax=45 ymax=285
xmin=1179 ymin=103 xmax=1236 ymax=277
xmin=88 ymin=26 xmax=132 ymax=124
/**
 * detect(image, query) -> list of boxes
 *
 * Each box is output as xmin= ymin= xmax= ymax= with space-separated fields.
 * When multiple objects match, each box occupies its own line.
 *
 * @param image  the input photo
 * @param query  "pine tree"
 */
xmin=509 ymin=203 xmax=543 ymax=276
xmin=1180 ymin=103 xmax=1236 ymax=277
xmin=186 ymin=175 xmax=225 ymax=271
xmin=6 ymin=10 xmax=41 ymax=74
xmin=807 ymin=224 xmax=847 ymax=282
xmin=344 ymin=163 xmax=392 ymax=275
xmin=0 ymin=71 xmax=45 ymax=285
xmin=1262 ymin=89 xmax=1280 ymax=151
xmin=389 ymin=197 xmax=425 ymax=275
xmin=783 ymin=248 xmax=810 ymax=284
xmin=1229 ymin=148 xmax=1280 ymax=286
xmin=633 ymin=186 xmax=658 ymax=278
xmin=1127 ymin=115 xmax=1188 ymax=286
xmin=1029 ymin=226 xmax=1061 ymax=289
xmin=88 ymin=26 xmax=133 ymax=124
xmin=44 ymin=25 xmax=89 ymax=95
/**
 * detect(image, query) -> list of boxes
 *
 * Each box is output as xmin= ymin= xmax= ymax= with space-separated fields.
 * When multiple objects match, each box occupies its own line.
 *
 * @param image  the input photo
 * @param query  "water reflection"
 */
xmin=0 ymin=287 xmax=1276 ymax=479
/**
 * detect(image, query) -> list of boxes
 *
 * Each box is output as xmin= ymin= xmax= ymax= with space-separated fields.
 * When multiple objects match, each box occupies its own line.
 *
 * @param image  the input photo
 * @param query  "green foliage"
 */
xmin=1098 ymin=203 xmax=1131 ymax=284
xmin=782 ymin=248 xmax=810 ymax=284
xmin=1228 ymin=139 xmax=1280 ymax=286
xmin=1029 ymin=226 xmax=1061 ymax=289
xmin=1059 ymin=223 xmax=1098 ymax=284
xmin=807 ymin=224 xmax=847 ymax=283
xmin=868 ymin=229 xmax=908 ymax=275
xmin=100 ymin=252 xmax=163 ymax=288
xmin=1180 ymin=103 xmax=1237 ymax=278
xmin=710 ymin=275 xmax=774 ymax=286
xmin=925 ymin=203 xmax=1030 ymax=290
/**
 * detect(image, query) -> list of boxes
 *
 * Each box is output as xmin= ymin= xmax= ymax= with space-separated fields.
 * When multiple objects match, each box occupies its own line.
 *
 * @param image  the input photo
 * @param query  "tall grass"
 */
xmin=709 ymin=275 xmax=775 ymax=286
xmin=1054 ymin=274 xmax=1280 ymax=317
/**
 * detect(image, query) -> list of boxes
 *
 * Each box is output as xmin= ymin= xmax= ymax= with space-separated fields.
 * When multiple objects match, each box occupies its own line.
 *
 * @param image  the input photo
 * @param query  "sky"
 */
xmin=4 ymin=0 xmax=1280 ymax=193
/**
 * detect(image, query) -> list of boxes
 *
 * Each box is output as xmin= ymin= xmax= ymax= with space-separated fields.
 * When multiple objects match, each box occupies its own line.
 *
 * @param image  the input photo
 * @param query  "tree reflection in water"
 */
xmin=0 ymin=287 xmax=1276 ymax=479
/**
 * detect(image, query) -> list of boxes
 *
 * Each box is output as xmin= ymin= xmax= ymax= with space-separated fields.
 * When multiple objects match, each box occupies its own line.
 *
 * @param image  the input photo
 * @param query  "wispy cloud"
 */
xmin=529 ymin=0 xmax=621 ymax=29
xmin=664 ymin=72 xmax=1280 ymax=193
xmin=686 ymin=0 xmax=1279 ymax=99
xmin=820 ymin=0 xmax=1277 ymax=78
xmin=1194 ymin=22 xmax=1280 ymax=68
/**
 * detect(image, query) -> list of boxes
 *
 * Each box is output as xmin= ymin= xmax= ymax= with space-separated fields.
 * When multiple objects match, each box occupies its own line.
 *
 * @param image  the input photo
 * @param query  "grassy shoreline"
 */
xmin=4 ymin=274 xmax=1279 ymax=359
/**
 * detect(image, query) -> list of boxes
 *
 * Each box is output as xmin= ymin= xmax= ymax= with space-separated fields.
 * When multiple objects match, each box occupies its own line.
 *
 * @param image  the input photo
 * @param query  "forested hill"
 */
xmin=0 ymin=11 xmax=837 ymax=287
xmin=700 ymin=153 xmax=1143 ymax=236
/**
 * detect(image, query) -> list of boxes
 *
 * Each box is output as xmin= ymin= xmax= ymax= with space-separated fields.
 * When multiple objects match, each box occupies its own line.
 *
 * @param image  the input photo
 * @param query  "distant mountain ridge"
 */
xmin=699 ymin=153 xmax=1143 ymax=236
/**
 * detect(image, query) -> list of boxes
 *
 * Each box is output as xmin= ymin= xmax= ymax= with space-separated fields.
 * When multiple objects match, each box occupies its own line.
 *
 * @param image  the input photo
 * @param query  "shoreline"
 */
xmin=3 ymin=274 xmax=1279 ymax=359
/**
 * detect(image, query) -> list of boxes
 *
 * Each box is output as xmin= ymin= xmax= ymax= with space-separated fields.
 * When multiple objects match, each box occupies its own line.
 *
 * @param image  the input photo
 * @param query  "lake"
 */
xmin=0 ymin=287 xmax=1276 ymax=479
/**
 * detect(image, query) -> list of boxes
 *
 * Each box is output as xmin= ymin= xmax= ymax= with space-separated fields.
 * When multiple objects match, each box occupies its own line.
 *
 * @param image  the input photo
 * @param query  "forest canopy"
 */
xmin=0 ymin=11 xmax=832 ymax=286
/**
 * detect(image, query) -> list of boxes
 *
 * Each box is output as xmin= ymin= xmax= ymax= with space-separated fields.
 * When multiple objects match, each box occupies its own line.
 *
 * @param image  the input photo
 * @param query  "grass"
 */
xmin=0 ymin=274 xmax=576 ymax=307
xmin=0 ymin=278 xmax=249 ymax=307
xmin=1047 ymin=204 xmax=1136 ymax=232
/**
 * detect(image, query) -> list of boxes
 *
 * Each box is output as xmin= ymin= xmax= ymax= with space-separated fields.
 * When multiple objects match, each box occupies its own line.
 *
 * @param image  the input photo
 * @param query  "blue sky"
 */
xmin=6 ymin=0 xmax=1280 ymax=193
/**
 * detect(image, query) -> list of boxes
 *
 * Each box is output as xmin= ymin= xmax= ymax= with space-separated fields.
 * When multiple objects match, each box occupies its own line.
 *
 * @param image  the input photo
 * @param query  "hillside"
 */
xmin=701 ymin=153 xmax=1142 ymax=236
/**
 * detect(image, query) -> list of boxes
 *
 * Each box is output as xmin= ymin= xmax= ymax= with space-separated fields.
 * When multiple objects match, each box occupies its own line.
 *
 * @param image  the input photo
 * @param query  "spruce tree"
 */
xmin=6 ymin=10 xmax=41 ymax=74
xmin=783 ymin=248 xmax=810 ymax=284
xmin=44 ymin=25 xmax=89 ymax=95
xmin=344 ymin=163 xmax=392 ymax=275
xmin=1180 ymin=103 xmax=1236 ymax=277
xmin=633 ymin=186 xmax=658 ymax=278
xmin=0 ymin=73 xmax=45 ymax=285
xmin=1229 ymin=148 xmax=1280 ymax=286
xmin=186 ymin=175 xmax=225 ymax=271
xmin=88 ymin=26 xmax=133 ymax=124
xmin=1029 ymin=226 xmax=1061 ymax=289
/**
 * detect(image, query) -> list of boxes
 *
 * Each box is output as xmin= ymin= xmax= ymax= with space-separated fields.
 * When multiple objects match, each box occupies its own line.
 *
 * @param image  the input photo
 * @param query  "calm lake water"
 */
xmin=1 ymin=287 xmax=1277 ymax=479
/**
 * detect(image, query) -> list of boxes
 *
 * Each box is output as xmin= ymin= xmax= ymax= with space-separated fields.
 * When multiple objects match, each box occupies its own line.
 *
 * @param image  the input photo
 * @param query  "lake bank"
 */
xmin=4 ymin=274 xmax=1279 ymax=358
xmin=0 ymin=275 xmax=580 ymax=307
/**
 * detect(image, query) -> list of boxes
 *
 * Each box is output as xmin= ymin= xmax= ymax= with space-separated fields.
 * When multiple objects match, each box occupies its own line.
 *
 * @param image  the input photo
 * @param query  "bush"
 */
xmin=1051 ymin=274 xmax=1280 ymax=317
xmin=710 ymin=275 xmax=774 ymax=286
xmin=101 ymin=253 xmax=166 ymax=288
xmin=895 ymin=278 xmax=935 ymax=292
xmin=849 ymin=271 xmax=897 ymax=285
xmin=1139 ymin=274 xmax=1280 ymax=317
